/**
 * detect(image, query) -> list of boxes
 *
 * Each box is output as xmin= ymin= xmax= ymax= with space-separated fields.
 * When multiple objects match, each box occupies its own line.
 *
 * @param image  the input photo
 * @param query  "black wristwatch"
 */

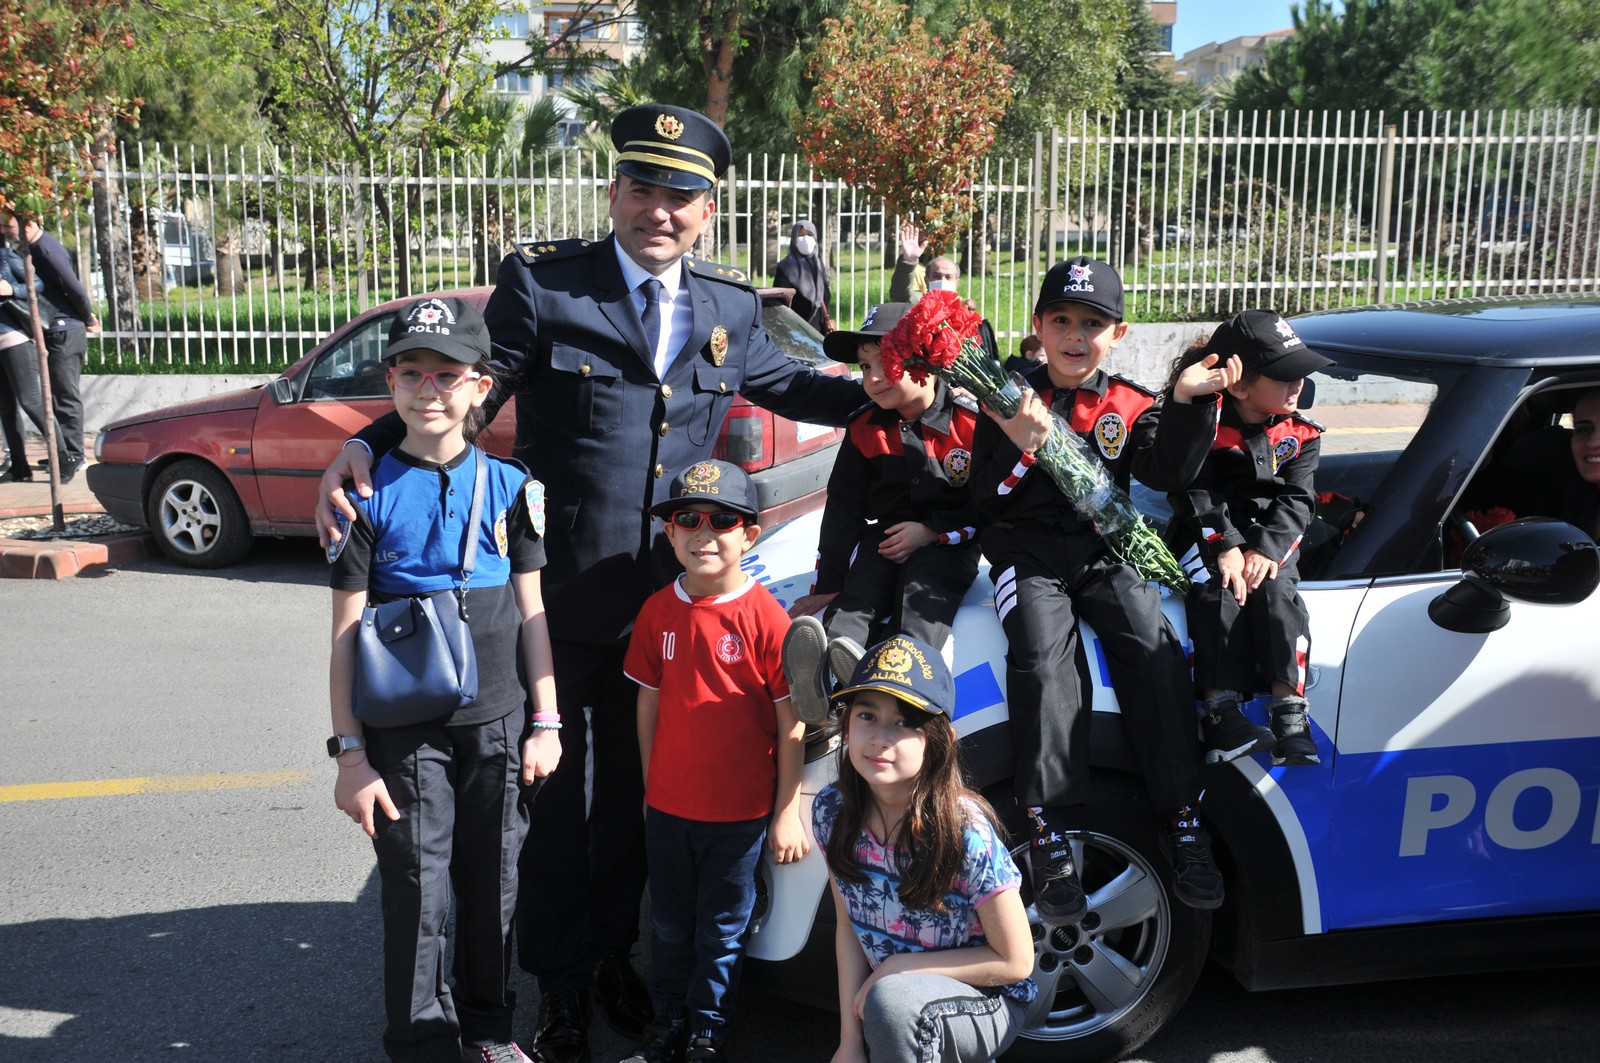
xmin=327 ymin=734 xmax=367 ymax=758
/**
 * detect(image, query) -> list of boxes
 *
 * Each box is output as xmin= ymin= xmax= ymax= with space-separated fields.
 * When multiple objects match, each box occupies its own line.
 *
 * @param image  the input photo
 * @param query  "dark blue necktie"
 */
xmin=640 ymin=278 xmax=664 ymax=359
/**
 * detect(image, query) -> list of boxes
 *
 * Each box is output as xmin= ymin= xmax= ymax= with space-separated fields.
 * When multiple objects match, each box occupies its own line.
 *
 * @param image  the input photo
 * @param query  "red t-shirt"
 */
xmin=623 ymin=576 xmax=793 ymax=822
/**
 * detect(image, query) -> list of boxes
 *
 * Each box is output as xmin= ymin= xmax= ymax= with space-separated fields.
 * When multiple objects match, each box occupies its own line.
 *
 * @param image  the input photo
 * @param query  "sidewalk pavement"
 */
xmin=1 ymin=437 xmax=154 ymax=580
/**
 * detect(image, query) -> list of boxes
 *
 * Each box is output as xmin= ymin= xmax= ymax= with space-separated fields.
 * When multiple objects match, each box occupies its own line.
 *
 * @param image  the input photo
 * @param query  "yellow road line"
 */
xmin=0 ymin=770 xmax=312 ymax=803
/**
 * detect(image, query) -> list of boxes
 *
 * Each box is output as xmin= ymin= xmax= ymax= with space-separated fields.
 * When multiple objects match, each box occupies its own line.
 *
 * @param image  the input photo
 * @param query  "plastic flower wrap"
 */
xmin=879 ymin=291 xmax=1190 ymax=595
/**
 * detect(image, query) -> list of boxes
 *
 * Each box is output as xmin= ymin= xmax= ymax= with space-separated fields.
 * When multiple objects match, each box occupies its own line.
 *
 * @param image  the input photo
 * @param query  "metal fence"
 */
xmin=54 ymin=108 xmax=1600 ymax=367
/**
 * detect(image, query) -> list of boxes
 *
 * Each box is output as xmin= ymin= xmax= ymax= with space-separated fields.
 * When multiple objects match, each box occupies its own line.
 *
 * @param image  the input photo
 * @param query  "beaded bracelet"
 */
xmin=531 ymin=720 xmax=562 ymax=731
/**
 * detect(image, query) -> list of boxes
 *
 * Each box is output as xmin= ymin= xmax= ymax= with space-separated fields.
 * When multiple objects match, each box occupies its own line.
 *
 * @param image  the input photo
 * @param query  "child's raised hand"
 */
xmin=1241 ymin=549 xmax=1279 ymax=590
xmin=1173 ymin=352 xmax=1244 ymax=402
xmin=787 ymin=591 xmax=837 ymax=619
xmin=877 ymin=521 xmax=938 ymax=564
xmin=522 ymin=729 xmax=562 ymax=784
xmin=334 ymin=758 xmax=399 ymax=839
xmin=1216 ymin=545 xmax=1249 ymax=604
xmin=985 ymin=387 xmax=1052 ymax=455
xmin=769 ymin=808 xmax=810 ymax=864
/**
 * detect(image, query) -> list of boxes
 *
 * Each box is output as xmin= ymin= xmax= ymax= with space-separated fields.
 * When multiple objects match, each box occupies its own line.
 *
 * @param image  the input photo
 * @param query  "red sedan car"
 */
xmin=87 ymin=288 xmax=848 ymax=567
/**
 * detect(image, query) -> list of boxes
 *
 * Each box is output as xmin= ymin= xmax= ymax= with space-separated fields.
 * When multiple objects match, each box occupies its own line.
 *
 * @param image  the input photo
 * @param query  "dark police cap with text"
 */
xmin=649 ymin=459 xmax=760 ymax=520
xmin=611 ymin=104 xmax=732 ymax=191
xmin=1035 ymin=256 xmax=1124 ymax=320
xmin=384 ymin=297 xmax=490 ymax=365
xmin=835 ymin=634 xmax=955 ymax=717
xmin=1202 ymin=309 xmax=1334 ymax=381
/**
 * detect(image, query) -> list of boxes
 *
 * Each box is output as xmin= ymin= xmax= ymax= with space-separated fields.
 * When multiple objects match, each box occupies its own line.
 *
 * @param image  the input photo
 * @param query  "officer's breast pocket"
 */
xmin=688 ymin=364 xmax=738 ymax=446
xmin=548 ymin=344 xmax=623 ymax=436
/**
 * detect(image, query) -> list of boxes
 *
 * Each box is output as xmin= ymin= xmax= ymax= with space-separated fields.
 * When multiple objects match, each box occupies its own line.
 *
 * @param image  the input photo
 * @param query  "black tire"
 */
xmin=999 ymin=776 xmax=1212 ymax=1063
xmin=146 ymin=459 xmax=254 ymax=568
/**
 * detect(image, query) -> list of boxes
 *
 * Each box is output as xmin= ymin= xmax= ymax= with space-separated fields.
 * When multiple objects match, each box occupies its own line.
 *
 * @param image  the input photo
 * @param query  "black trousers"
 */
xmin=0 ymin=339 xmax=47 ymax=469
xmin=986 ymin=525 xmax=1201 ymax=815
xmin=824 ymin=533 xmax=979 ymax=653
xmin=43 ymin=326 xmax=86 ymax=463
xmin=1186 ymin=559 xmax=1310 ymax=696
xmin=367 ymin=712 xmax=527 ymax=1062
xmin=517 ymin=637 xmax=646 ymax=992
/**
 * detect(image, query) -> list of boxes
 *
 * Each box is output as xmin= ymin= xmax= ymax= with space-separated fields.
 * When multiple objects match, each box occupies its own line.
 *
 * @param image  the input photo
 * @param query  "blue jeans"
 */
xmin=644 ymin=807 xmax=767 ymax=1032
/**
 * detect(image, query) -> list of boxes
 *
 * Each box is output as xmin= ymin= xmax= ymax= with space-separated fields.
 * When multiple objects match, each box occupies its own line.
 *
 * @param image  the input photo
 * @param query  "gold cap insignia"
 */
xmin=656 ymin=113 xmax=685 ymax=140
xmin=683 ymin=462 xmax=722 ymax=491
xmin=710 ymin=325 xmax=729 ymax=366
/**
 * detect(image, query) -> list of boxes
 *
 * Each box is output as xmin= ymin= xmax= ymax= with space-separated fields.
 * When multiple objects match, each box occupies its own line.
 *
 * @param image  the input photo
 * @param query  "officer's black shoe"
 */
xmin=1029 ymin=848 xmax=1088 ymax=924
xmin=1161 ymin=817 xmax=1225 ymax=910
xmin=1269 ymin=696 xmax=1321 ymax=765
xmin=59 ymin=457 xmax=81 ymax=484
xmin=591 ymin=952 xmax=653 ymax=1037
xmin=1199 ymin=692 xmax=1276 ymax=764
xmin=685 ymin=1028 xmax=727 ymax=1062
xmin=618 ymin=1016 xmax=686 ymax=1063
xmin=781 ymin=616 xmax=831 ymax=726
xmin=530 ymin=989 xmax=591 ymax=1063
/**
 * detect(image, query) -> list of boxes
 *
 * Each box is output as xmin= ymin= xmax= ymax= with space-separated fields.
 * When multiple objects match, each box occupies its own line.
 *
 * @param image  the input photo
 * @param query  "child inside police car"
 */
xmin=813 ymin=634 xmax=1035 ymax=1063
xmin=325 ymin=296 xmax=560 ymax=1063
xmin=1162 ymin=309 xmax=1333 ymax=766
xmin=620 ymin=459 xmax=807 ymax=1063
xmin=783 ymin=303 xmax=983 ymax=727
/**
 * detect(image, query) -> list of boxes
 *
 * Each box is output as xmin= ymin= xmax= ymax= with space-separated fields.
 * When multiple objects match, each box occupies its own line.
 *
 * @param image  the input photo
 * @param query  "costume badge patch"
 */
xmin=494 ymin=510 xmax=509 ymax=557
xmin=716 ymin=632 xmax=745 ymax=664
xmin=1273 ymin=435 xmax=1300 ymax=472
xmin=326 ymin=513 xmax=351 ymax=563
xmin=524 ymin=480 xmax=546 ymax=538
xmin=943 ymin=448 xmax=972 ymax=486
xmin=710 ymin=325 xmax=729 ymax=367
xmin=1094 ymin=412 xmax=1128 ymax=460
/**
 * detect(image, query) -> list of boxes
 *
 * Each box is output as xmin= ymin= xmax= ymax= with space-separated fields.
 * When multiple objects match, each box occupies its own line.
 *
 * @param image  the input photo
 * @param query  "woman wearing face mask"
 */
xmin=774 ymin=219 xmax=834 ymax=334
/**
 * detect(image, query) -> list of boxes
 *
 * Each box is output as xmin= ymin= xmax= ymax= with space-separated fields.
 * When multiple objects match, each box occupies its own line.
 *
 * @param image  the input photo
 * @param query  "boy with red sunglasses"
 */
xmin=620 ymin=459 xmax=806 ymax=1062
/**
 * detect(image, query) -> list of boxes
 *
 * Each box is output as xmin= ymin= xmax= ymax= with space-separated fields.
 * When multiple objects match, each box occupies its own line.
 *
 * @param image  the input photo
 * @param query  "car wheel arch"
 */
xmin=145 ymin=457 xmax=255 ymax=568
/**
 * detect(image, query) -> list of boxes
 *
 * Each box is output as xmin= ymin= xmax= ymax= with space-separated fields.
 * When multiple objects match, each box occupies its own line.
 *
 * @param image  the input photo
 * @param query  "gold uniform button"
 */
xmin=660 ymin=384 xmax=673 ymax=398
xmin=580 ymin=364 xmax=591 ymax=376
xmin=654 ymin=463 xmax=665 ymax=478
xmin=659 ymin=422 xmax=670 ymax=436
xmin=719 ymin=381 xmax=727 ymax=392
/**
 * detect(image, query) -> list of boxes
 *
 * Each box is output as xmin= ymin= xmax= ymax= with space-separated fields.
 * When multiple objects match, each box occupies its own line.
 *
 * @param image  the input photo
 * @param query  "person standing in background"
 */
xmin=772 ymin=218 xmax=834 ymax=334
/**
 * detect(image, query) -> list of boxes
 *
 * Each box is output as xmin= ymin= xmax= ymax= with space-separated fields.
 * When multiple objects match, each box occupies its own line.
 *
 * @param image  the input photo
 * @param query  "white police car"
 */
xmin=736 ymin=295 xmax=1600 ymax=1062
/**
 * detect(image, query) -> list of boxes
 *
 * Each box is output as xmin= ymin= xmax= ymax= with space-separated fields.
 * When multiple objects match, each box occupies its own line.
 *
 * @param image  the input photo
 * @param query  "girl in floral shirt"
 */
xmin=811 ymin=635 xmax=1035 ymax=1063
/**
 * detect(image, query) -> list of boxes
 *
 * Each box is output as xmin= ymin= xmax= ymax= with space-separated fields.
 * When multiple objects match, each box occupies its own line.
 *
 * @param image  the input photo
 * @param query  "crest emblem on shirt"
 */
xmin=1094 ymin=412 xmax=1127 ymax=460
xmin=1273 ymin=435 xmax=1300 ymax=472
xmin=716 ymin=632 xmax=745 ymax=664
xmin=943 ymin=448 xmax=972 ymax=486
xmin=710 ymin=325 xmax=729 ymax=367
xmin=326 ymin=513 xmax=351 ymax=564
xmin=524 ymin=480 xmax=546 ymax=538
xmin=494 ymin=510 xmax=509 ymax=556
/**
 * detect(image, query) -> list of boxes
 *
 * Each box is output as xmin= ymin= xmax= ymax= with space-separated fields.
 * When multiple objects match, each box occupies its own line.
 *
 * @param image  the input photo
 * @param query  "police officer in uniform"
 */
xmin=319 ymin=104 xmax=866 ymax=1063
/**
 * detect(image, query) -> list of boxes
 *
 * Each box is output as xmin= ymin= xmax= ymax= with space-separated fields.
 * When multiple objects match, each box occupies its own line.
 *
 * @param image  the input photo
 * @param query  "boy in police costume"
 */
xmin=782 ymin=303 xmax=983 ymax=726
xmin=317 ymin=104 xmax=866 ymax=1063
xmin=971 ymin=257 xmax=1237 ymax=923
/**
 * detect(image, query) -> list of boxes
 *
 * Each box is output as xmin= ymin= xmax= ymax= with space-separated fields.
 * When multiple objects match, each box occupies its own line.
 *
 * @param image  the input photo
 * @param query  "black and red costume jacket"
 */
xmin=813 ymin=380 xmax=982 ymax=595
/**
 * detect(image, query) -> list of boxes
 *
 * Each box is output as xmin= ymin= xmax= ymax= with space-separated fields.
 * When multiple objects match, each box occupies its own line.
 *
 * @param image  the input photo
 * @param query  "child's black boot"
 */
xmin=781 ymin=616 xmax=832 ymax=725
xmin=1198 ymin=690 xmax=1275 ymax=764
xmin=685 ymin=1025 xmax=727 ymax=1061
xmin=1269 ymin=694 xmax=1320 ymax=765
xmin=1026 ymin=805 xmax=1087 ymax=924
xmin=1161 ymin=806 xmax=1225 ymax=910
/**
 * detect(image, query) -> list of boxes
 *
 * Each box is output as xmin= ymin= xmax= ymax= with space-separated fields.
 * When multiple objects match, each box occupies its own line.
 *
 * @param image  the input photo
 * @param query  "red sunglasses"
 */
xmin=668 ymin=510 xmax=749 ymax=532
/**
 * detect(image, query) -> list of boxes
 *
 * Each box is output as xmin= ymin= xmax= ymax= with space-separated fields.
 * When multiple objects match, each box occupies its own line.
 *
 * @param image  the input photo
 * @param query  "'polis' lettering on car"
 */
xmin=1400 ymin=768 xmax=1600 ymax=857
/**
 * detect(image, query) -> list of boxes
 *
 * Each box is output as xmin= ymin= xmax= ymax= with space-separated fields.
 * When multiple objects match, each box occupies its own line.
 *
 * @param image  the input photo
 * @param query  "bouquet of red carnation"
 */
xmin=880 ymin=290 xmax=1190 ymax=594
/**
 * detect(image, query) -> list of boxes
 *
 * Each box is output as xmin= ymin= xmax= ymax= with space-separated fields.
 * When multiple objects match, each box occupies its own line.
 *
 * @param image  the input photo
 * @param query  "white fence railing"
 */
xmin=55 ymin=109 xmax=1600 ymax=367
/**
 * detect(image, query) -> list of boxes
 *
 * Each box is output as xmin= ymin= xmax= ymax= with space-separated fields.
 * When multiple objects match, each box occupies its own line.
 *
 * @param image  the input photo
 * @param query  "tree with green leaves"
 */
xmin=797 ymin=0 xmax=1012 ymax=254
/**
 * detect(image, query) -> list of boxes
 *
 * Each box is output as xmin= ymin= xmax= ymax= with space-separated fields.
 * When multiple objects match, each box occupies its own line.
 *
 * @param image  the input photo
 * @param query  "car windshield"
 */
xmin=762 ymin=304 xmax=832 ymax=369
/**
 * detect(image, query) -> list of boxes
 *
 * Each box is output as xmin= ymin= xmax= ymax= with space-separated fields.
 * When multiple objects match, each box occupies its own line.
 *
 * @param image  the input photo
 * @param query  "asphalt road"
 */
xmin=3 ymin=541 xmax=1598 ymax=1062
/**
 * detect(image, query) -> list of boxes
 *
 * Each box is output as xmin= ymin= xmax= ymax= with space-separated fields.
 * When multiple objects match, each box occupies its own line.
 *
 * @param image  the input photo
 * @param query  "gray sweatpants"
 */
xmin=861 ymin=971 xmax=1028 ymax=1063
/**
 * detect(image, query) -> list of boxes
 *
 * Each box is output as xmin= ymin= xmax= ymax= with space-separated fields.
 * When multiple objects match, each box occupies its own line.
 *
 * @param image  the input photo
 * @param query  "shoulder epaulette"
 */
xmin=684 ymin=255 xmax=752 ymax=286
xmin=952 ymin=391 xmax=980 ymax=414
xmin=1291 ymin=411 xmax=1326 ymax=433
xmin=1109 ymin=373 xmax=1159 ymax=398
xmin=514 ymin=238 xmax=593 ymax=266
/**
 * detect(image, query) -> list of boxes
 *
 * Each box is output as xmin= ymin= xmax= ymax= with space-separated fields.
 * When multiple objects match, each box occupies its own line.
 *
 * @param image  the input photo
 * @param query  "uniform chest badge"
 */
xmin=943 ymin=448 xmax=972 ymax=486
xmin=525 ymin=480 xmax=547 ymax=538
xmin=710 ymin=325 xmax=729 ymax=367
xmin=1273 ymin=436 xmax=1300 ymax=472
xmin=494 ymin=510 xmax=509 ymax=556
xmin=1094 ymin=412 xmax=1128 ymax=460
xmin=716 ymin=632 xmax=745 ymax=664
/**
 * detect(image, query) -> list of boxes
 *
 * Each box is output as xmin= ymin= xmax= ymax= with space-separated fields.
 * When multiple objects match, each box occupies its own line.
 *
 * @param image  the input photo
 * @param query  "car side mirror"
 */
xmin=1428 ymin=517 xmax=1599 ymax=633
xmin=268 ymin=377 xmax=295 ymax=405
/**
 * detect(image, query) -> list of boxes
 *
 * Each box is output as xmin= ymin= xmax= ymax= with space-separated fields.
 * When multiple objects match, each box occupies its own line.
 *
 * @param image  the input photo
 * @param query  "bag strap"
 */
xmin=454 ymin=449 xmax=489 ymax=619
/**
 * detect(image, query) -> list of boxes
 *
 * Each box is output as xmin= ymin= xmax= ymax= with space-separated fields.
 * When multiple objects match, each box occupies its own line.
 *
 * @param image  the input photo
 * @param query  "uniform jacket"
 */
xmin=813 ymin=380 xmax=980 ymax=595
xmin=971 ymin=362 xmax=1216 ymax=536
xmin=362 ymin=235 xmax=865 ymax=645
xmin=1167 ymin=398 xmax=1323 ymax=569
xmin=0 ymin=245 xmax=44 ymax=339
xmin=25 ymin=229 xmax=93 ymax=331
